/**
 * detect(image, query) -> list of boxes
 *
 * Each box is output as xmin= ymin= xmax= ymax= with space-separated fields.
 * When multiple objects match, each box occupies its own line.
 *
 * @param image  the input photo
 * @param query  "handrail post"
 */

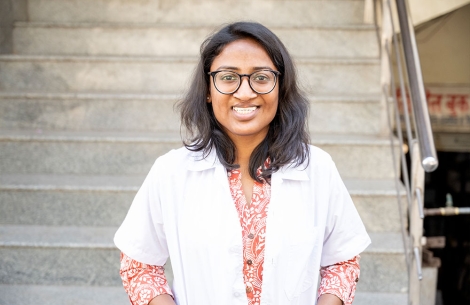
xmin=409 ymin=141 xmax=424 ymax=304
xmin=395 ymin=0 xmax=438 ymax=172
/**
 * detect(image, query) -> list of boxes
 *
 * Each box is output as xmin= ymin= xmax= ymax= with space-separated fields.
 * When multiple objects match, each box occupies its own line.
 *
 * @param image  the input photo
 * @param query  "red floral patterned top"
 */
xmin=120 ymin=165 xmax=361 ymax=305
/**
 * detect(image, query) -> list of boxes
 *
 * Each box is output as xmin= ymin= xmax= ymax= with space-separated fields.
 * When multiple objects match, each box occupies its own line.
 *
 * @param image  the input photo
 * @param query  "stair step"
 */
xmin=0 ymin=225 xmax=407 ymax=293
xmin=0 ymin=92 xmax=384 ymax=135
xmin=13 ymin=22 xmax=379 ymax=58
xmin=0 ymin=174 xmax=141 ymax=227
xmin=27 ymin=0 xmax=365 ymax=25
xmin=0 ymin=286 xmax=408 ymax=305
xmin=0 ymin=130 xmax=398 ymax=179
xmin=0 ymin=55 xmax=381 ymax=94
xmin=0 ymin=130 xmax=181 ymax=175
xmin=0 ymin=225 xmax=121 ymax=286
xmin=358 ymin=232 xmax=408 ymax=293
xmin=0 ymin=174 xmax=404 ymax=232
xmin=0 ymin=284 xmax=129 ymax=305
xmin=346 ymin=179 xmax=407 ymax=233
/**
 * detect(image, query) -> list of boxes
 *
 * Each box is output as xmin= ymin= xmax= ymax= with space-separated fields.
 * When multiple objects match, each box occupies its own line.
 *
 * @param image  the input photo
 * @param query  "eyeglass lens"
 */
xmin=214 ymin=71 xmax=277 ymax=94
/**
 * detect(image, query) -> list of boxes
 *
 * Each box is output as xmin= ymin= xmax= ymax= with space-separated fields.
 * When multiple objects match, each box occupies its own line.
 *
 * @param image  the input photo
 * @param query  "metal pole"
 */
xmin=395 ymin=0 xmax=439 ymax=172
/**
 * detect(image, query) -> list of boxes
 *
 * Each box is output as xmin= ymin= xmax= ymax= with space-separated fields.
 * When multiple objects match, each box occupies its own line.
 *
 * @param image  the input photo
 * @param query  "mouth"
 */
xmin=232 ymin=106 xmax=258 ymax=114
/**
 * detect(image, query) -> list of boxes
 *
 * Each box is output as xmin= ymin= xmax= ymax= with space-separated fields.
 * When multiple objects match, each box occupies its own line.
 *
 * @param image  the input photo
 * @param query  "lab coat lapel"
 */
xmin=261 ymin=164 xmax=310 ymax=304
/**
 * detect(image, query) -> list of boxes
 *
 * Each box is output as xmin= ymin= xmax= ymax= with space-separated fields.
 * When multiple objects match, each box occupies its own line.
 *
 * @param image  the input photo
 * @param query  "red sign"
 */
xmin=396 ymin=86 xmax=470 ymax=132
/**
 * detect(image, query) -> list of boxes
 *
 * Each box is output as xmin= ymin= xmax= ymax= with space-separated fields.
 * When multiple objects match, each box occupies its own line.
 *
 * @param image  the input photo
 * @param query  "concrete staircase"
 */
xmin=0 ymin=0 xmax=408 ymax=304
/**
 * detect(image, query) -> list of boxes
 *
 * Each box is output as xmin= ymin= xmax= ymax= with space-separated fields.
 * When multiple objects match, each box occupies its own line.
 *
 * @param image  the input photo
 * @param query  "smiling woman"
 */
xmin=114 ymin=22 xmax=371 ymax=305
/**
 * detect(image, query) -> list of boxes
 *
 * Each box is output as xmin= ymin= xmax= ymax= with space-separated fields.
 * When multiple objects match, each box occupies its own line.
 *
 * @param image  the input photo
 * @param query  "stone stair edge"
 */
xmin=14 ymin=21 xmax=377 ymax=31
xmin=0 ymin=284 xmax=128 ymax=305
xmin=0 ymin=129 xmax=182 ymax=143
xmin=354 ymin=291 xmax=408 ymax=305
xmin=0 ymin=286 xmax=408 ymax=305
xmin=0 ymin=129 xmax=396 ymax=145
xmin=0 ymin=173 xmax=144 ymax=192
xmin=0 ymin=225 xmax=116 ymax=249
xmin=0 ymin=54 xmax=380 ymax=64
xmin=0 ymin=91 xmax=381 ymax=103
xmin=0 ymin=173 xmax=402 ymax=195
xmin=0 ymin=224 xmax=405 ymax=254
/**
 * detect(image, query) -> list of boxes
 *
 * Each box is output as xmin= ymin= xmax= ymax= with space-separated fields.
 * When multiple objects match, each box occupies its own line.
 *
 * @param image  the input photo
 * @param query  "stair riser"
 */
xmin=0 ymin=247 xmax=121 ymax=286
xmin=354 ymin=292 xmax=407 ymax=305
xmin=0 ymin=97 xmax=181 ymax=132
xmin=310 ymin=101 xmax=384 ymax=135
xmin=0 ymin=59 xmax=380 ymax=94
xmin=0 ymin=140 xmax=180 ymax=175
xmin=0 ymin=190 xmax=134 ymax=227
xmin=0 ymin=97 xmax=384 ymax=135
xmin=359 ymin=252 xmax=408 ymax=293
xmin=0 ymin=189 xmax=401 ymax=233
xmin=27 ymin=0 xmax=365 ymax=25
xmin=0 ymin=140 xmax=396 ymax=178
xmin=0 ymin=285 xmax=130 ymax=305
xmin=354 ymin=194 xmax=407 ymax=233
xmin=13 ymin=26 xmax=378 ymax=58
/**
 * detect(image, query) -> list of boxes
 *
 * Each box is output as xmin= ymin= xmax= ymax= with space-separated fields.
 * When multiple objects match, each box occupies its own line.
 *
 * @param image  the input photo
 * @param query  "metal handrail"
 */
xmin=395 ymin=0 xmax=439 ymax=172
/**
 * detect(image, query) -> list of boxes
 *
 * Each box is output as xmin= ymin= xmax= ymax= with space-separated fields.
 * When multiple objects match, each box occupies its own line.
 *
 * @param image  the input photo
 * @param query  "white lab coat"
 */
xmin=114 ymin=145 xmax=371 ymax=305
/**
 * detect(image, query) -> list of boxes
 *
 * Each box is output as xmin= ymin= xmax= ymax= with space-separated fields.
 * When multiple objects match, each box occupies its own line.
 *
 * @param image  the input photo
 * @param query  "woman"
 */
xmin=114 ymin=22 xmax=371 ymax=305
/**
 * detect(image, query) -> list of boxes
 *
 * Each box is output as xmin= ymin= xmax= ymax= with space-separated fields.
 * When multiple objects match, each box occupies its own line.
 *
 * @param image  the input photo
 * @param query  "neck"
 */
xmin=232 ymin=134 xmax=265 ymax=170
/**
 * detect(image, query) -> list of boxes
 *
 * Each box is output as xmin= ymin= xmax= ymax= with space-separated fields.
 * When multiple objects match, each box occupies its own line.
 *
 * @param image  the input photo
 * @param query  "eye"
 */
xmin=252 ymin=72 xmax=271 ymax=83
xmin=218 ymin=72 xmax=239 ymax=82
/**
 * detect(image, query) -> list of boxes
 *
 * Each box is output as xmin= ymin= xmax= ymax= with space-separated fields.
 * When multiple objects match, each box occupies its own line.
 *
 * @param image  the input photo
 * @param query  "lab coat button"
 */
xmin=233 ymin=291 xmax=241 ymax=297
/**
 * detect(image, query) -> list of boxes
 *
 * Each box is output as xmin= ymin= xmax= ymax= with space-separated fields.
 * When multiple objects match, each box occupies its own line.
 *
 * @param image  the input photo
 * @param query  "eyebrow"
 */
xmin=214 ymin=66 xmax=275 ymax=71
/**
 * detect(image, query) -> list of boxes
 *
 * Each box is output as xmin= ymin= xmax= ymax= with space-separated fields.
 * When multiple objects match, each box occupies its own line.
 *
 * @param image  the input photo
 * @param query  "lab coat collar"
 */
xmin=186 ymin=148 xmax=220 ymax=171
xmin=186 ymin=148 xmax=309 ymax=181
xmin=275 ymin=163 xmax=310 ymax=181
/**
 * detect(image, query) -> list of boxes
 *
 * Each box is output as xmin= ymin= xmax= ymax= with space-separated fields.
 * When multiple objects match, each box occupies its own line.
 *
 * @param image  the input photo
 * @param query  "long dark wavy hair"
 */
xmin=177 ymin=21 xmax=310 ymax=182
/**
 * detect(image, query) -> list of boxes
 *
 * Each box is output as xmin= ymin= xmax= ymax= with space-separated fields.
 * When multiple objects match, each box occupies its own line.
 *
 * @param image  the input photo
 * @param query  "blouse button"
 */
xmin=355 ymin=277 xmax=359 ymax=282
xmin=248 ymin=233 xmax=254 ymax=239
xmin=246 ymin=286 xmax=252 ymax=293
xmin=247 ymin=259 xmax=253 ymax=265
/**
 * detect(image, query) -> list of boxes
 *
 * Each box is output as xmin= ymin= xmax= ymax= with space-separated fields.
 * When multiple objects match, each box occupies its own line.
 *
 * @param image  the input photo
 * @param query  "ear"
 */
xmin=206 ymin=96 xmax=212 ymax=103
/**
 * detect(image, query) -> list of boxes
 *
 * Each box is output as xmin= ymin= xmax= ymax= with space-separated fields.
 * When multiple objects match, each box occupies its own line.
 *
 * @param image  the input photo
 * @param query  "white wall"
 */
xmin=416 ymin=4 xmax=470 ymax=85
xmin=409 ymin=0 xmax=470 ymax=25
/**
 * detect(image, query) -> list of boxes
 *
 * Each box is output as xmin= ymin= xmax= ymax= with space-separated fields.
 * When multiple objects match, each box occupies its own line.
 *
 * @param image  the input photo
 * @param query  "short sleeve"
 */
xmin=114 ymin=158 xmax=170 ymax=266
xmin=320 ymin=158 xmax=371 ymax=267
xmin=120 ymin=252 xmax=173 ymax=305
xmin=318 ymin=255 xmax=361 ymax=305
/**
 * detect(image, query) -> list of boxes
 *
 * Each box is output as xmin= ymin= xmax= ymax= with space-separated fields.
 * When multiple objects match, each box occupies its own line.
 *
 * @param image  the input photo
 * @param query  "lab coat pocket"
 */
xmin=284 ymin=228 xmax=318 ymax=300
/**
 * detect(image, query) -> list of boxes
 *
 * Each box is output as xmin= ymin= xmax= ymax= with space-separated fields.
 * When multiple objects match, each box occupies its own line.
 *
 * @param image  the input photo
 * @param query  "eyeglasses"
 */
xmin=208 ymin=69 xmax=281 ymax=95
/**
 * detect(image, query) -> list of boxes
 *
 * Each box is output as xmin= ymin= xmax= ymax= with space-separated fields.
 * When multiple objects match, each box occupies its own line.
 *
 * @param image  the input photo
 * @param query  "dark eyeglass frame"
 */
xmin=208 ymin=69 xmax=281 ymax=95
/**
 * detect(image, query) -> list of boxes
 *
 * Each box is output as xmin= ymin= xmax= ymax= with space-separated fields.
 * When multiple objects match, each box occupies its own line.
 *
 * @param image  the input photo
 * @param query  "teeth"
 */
xmin=233 ymin=107 xmax=257 ymax=114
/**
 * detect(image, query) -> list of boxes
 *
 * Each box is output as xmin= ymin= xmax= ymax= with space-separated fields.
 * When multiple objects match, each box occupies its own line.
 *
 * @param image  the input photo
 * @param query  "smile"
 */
xmin=233 ymin=106 xmax=257 ymax=114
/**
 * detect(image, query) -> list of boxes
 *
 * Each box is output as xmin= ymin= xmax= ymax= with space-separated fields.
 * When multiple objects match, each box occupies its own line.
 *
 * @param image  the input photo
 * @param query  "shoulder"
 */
xmin=292 ymin=145 xmax=340 ymax=182
xmin=307 ymin=145 xmax=333 ymax=163
xmin=152 ymin=146 xmax=218 ymax=174
xmin=156 ymin=146 xmax=193 ymax=163
xmin=152 ymin=146 xmax=196 ymax=171
xmin=303 ymin=144 xmax=336 ymax=172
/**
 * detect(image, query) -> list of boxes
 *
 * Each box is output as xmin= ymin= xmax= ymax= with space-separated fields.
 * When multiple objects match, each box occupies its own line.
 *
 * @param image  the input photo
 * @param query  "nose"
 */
xmin=233 ymin=76 xmax=257 ymax=100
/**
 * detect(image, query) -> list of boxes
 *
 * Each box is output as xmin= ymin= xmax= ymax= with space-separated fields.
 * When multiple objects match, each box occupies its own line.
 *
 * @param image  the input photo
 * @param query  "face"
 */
xmin=208 ymin=38 xmax=279 ymax=146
